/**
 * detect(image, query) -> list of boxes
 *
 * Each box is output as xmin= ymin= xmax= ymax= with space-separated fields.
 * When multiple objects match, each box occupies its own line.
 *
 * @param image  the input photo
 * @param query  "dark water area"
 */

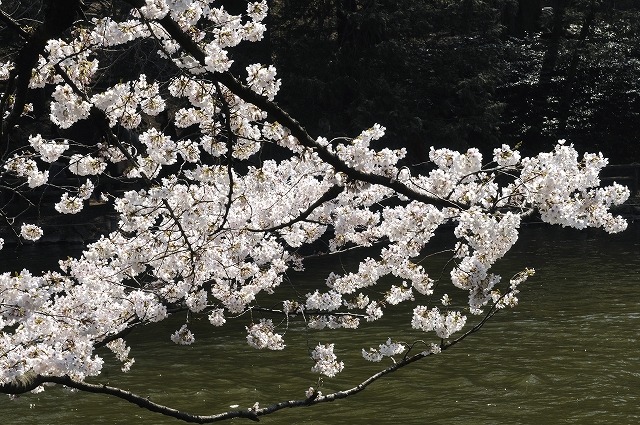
xmin=1 ymin=223 xmax=639 ymax=424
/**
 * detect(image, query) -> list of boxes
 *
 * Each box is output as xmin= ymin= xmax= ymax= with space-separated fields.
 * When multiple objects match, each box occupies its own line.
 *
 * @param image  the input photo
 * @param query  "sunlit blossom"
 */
xmin=20 ymin=224 xmax=44 ymax=241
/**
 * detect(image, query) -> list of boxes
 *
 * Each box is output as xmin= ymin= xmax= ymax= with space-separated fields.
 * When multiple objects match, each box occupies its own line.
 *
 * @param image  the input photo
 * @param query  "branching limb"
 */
xmin=121 ymin=0 xmax=462 ymax=211
xmin=1 ymin=354 xmax=429 ymax=423
xmin=53 ymin=62 xmax=200 ymax=279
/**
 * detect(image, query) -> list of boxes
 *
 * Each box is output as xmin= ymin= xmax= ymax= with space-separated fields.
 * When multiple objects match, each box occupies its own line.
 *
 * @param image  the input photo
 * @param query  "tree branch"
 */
xmin=122 ymin=0 xmax=462 ymax=211
xmin=0 ymin=302 xmax=503 ymax=422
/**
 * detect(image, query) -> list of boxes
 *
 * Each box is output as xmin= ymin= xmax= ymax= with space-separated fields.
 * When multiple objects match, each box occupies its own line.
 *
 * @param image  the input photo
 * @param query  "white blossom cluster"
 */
xmin=246 ymin=63 xmax=281 ymax=100
xmin=20 ymin=224 xmax=44 ymax=241
xmin=68 ymin=154 xmax=107 ymax=176
xmin=29 ymin=134 xmax=68 ymax=163
xmin=362 ymin=338 xmax=406 ymax=362
xmin=517 ymin=142 xmax=628 ymax=233
xmin=171 ymin=324 xmax=195 ymax=345
xmin=310 ymin=343 xmax=344 ymax=377
xmin=246 ymin=320 xmax=285 ymax=350
xmin=330 ymin=124 xmax=407 ymax=178
xmin=92 ymin=75 xmax=166 ymax=129
xmin=207 ymin=308 xmax=226 ymax=326
xmin=0 ymin=0 xmax=631 ymax=392
xmin=55 ymin=181 xmax=95 ymax=215
xmin=4 ymin=157 xmax=47 ymax=189
xmin=106 ymin=338 xmax=135 ymax=372
xmin=411 ymin=307 xmax=467 ymax=339
xmin=0 ymin=270 xmax=106 ymax=382
xmin=50 ymin=85 xmax=92 ymax=129
xmin=307 ymin=315 xmax=360 ymax=330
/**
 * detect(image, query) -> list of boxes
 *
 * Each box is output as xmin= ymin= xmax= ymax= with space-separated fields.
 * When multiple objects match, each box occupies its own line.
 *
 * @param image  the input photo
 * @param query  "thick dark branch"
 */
xmin=215 ymin=71 xmax=461 ymax=209
xmin=0 ymin=353 xmax=431 ymax=423
xmin=230 ymin=87 xmax=452 ymax=207
xmin=0 ymin=372 xmax=50 ymax=394
xmin=50 ymin=376 xmax=262 ymax=423
xmin=122 ymin=0 xmax=461 ymax=211
xmin=94 ymin=317 xmax=142 ymax=349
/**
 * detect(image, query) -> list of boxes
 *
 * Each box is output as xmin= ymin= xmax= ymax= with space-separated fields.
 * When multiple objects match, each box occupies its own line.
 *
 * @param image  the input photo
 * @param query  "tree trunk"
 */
xmin=337 ymin=0 xmax=358 ymax=45
xmin=517 ymin=0 xmax=542 ymax=35
xmin=539 ymin=0 xmax=567 ymax=88
xmin=460 ymin=0 xmax=474 ymax=35
xmin=557 ymin=1 xmax=599 ymax=134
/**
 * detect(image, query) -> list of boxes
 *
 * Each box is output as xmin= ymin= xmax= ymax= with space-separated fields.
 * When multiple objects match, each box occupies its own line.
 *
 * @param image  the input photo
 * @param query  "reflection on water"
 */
xmin=2 ymin=224 xmax=640 ymax=424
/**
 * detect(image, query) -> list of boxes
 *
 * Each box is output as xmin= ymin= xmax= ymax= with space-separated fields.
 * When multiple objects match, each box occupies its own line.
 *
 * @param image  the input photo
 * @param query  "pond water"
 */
xmin=2 ymin=223 xmax=640 ymax=424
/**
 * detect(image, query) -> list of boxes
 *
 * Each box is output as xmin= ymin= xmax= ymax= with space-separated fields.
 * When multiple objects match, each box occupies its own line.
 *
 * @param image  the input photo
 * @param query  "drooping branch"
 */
xmin=0 ymin=301 xmax=503 ymax=422
xmin=0 ymin=347 xmax=432 ymax=423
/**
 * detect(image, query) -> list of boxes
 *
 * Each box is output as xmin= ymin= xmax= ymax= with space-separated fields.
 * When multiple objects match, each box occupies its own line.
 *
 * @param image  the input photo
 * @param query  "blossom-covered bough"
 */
xmin=0 ymin=0 xmax=630 ymax=422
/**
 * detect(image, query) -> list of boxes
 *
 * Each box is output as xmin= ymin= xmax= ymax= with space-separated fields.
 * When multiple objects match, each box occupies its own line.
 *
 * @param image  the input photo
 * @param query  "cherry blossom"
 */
xmin=362 ymin=338 xmax=406 ymax=362
xmin=310 ymin=343 xmax=344 ymax=377
xmin=246 ymin=320 xmax=285 ymax=350
xmin=20 ymin=224 xmax=44 ymax=241
xmin=171 ymin=324 xmax=196 ymax=345
xmin=0 ymin=0 xmax=631 ymax=421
